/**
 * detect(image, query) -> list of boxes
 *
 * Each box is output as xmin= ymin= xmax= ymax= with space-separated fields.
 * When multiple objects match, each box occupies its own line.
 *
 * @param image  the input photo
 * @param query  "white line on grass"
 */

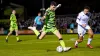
xmin=3 ymin=38 xmax=88 ymax=45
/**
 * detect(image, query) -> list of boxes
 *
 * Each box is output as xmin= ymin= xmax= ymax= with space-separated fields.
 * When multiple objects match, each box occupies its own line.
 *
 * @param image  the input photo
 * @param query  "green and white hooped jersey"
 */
xmin=44 ymin=8 xmax=56 ymax=29
xmin=10 ymin=14 xmax=17 ymax=26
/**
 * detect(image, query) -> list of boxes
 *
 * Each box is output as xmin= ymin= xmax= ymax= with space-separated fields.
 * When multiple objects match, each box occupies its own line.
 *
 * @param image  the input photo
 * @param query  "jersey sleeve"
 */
xmin=34 ymin=17 xmax=38 ymax=23
xmin=76 ymin=13 xmax=82 ymax=25
xmin=10 ymin=14 xmax=13 ymax=20
xmin=44 ymin=8 xmax=49 ymax=16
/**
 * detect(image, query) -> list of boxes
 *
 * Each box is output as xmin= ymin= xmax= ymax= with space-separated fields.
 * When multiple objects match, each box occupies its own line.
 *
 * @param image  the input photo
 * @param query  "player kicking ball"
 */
xmin=29 ymin=1 xmax=71 ymax=51
xmin=6 ymin=10 xmax=22 ymax=42
xmin=75 ymin=6 xmax=94 ymax=48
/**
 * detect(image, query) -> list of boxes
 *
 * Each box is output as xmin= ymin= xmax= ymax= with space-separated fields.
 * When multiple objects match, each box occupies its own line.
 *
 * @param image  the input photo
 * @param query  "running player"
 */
xmin=6 ymin=10 xmax=22 ymax=42
xmin=30 ymin=1 xmax=71 ymax=51
xmin=75 ymin=6 xmax=94 ymax=48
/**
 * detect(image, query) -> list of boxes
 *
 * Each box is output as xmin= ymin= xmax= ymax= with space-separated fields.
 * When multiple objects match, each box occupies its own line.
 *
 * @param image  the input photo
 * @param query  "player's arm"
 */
xmin=54 ymin=4 xmax=61 ymax=11
xmin=10 ymin=14 xmax=16 ymax=21
xmin=76 ymin=19 xmax=82 ymax=25
xmin=76 ymin=13 xmax=86 ymax=27
xmin=39 ymin=12 xmax=48 ymax=21
xmin=10 ymin=14 xmax=13 ymax=21
xmin=34 ymin=17 xmax=38 ymax=26
xmin=33 ymin=21 xmax=36 ymax=26
xmin=76 ymin=13 xmax=82 ymax=25
xmin=40 ymin=4 xmax=61 ymax=20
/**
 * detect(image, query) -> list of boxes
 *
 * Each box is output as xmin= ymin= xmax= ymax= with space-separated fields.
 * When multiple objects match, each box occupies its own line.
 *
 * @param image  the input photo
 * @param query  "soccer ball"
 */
xmin=56 ymin=46 xmax=63 ymax=52
xmin=56 ymin=46 xmax=71 ymax=52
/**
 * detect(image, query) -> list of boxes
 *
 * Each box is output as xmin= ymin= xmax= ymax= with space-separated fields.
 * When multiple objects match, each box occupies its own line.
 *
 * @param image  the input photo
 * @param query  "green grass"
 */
xmin=0 ymin=34 xmax=100 ymax=56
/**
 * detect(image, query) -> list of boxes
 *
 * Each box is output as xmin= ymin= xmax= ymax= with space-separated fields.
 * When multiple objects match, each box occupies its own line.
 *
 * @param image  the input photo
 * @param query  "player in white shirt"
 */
xmin=75 ymin=6 xmax=94 ymax=48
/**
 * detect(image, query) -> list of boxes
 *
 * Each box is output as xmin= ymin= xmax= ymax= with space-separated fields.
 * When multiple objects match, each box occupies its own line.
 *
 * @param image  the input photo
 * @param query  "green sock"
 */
xmin=33 ymin=29 xmax=40 ymax=36
xmin=6 ymin=36 xmax=8 ymax=39
xmin=59 ymin=40 xmax=66 ymax=48
xmin=16 ymin=36 xmax=19 ymax=41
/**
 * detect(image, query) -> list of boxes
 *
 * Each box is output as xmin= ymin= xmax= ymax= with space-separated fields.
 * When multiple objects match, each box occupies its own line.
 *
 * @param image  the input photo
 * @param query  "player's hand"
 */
xmin=82 ymin=24 xmax=86 ymax=27
xmin=57 ymin=4 xmax=61 ymax=8
xmin=54 ymin=4 xmax=61 ymax=10
xmin=39 ymin=17 xmax=43 ymax=21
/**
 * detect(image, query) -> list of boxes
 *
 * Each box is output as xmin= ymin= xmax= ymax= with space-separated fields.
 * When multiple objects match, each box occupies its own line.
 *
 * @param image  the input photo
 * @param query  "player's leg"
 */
xmin=36 ymin=25 xmax=42 ymax=32
xmin=28 ymin=26 xmax=34 ymax=30
xmin=30 ymin=25 xmax=46 ymax=39
xmin=75 ymin=26 xmax=85 ymax=48
xmin=39 ymin=25 xmax=43 ymax=32
xmin=53 ymin=30 xmax=65 ymax=48
xmin=6 ymin=31 xmax=13 ymax=42
xmin=6 ymin=31 xmax=13 ymax=39
xmin=75 ymin=34 xmax=83 ymax=48
xmin=6 ymin=27 xmax=13 ymax=42
xmin=28 ymin=25 xmax=43 ymax=35
xmin=38 ymin=31 xmax=46 ymax=40
xmin=52 ymin=28 xmax=71 ymax=51
xmin=86 ymin=26 xmax=94 ymax=48
xmin=28 ymin=26 xmax=40 ymax=36
xmin=38 ymin=25 xmax=47 ymax=40
xmin=15 ymin=29 xmax=22 ymax=42
xmin=15 ymin=29 xmax=19 ymax=40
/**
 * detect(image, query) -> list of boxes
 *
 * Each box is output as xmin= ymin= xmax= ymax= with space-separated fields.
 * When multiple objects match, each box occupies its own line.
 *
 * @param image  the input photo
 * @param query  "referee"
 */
xmin=34 ymin=12 xmax=43 ymax=32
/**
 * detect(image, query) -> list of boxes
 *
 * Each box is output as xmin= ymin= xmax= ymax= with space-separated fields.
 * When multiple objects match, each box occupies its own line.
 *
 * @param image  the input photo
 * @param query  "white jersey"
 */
xmin=76 ymin=11 xmax=91 ymax=36
xmin=76 ymin=11 xmax=91 ymax=25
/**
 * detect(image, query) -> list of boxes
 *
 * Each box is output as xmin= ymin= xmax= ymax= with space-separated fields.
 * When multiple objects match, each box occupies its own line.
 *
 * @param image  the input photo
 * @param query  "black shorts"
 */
xmin=36 ymin=25 xmax=43 ymax=30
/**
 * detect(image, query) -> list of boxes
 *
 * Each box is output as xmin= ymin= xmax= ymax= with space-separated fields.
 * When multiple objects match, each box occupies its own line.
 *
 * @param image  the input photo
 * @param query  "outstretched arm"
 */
xmin=54 ymin=4 xmax=61 ymax=11
xmin=40 ymin=4 xmax=62 ymax=21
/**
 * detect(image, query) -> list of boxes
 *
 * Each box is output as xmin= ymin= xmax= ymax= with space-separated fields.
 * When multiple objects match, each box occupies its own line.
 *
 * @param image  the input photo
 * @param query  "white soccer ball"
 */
xmin=56 ymin=46 xmax=63 ymax=52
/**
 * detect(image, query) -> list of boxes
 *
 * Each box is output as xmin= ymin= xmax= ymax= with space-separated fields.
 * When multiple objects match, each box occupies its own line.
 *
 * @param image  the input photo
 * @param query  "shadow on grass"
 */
xmin=46 ymin=48 xmax=72 ymax=52
xmin=95 ymin=46 xmax=100 ymax=48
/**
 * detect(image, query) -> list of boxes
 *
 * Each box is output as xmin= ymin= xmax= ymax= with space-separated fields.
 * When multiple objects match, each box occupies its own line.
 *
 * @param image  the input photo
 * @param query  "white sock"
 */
xmin=87 ymin=38 xmax=92 ymax=45
xmin=75 ymin=41 xmax=78 ymax=46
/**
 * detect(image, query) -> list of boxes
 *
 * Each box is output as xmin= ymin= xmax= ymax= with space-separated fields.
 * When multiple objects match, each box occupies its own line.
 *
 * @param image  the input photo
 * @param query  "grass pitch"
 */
xmin=0 ymin=34 xmax=100 ymax=56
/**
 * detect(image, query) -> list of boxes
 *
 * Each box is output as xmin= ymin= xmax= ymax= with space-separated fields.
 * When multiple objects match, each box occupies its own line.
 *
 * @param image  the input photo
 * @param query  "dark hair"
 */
xmin=50 ymin=1 xmax=57 ymax=6
xmin=38 ymin=12 xmax=41 ymax=14
xmin=12 ymin=9 xmax=16 ymax=11
xmin=84 ymin=6 xmax=90 ymax=10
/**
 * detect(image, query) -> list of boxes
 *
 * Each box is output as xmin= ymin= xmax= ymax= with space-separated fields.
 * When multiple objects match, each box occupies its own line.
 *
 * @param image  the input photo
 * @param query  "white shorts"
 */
xmin=77 ymin=24 xmax=91 ymax=37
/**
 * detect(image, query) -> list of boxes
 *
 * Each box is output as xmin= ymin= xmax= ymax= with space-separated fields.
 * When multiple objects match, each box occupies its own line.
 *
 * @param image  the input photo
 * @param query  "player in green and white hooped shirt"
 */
xmin=6 ymin=10 xmax=22 ymax=42
xmin=31 ymin=1 xmax=71 ymax=51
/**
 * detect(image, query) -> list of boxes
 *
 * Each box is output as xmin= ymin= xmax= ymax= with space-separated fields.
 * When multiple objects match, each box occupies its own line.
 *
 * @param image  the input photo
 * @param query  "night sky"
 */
xmin=1 ymin=0 xmax=100 ymax=16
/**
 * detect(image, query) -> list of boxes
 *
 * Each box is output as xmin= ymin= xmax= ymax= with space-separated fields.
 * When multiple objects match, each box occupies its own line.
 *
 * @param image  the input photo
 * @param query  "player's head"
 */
xmin=83 ymin=6 xmax=90 ymax=14
xmin=12 ymin=10 xmax=16 ymax=14
xmin=50 ymin=1 xmax=57 ymax=11
xmin=38 ymin=12 xmax=41 ymax=16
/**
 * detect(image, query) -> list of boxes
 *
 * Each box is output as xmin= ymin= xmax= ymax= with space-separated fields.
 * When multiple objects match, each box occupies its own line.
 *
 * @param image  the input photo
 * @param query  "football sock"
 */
xmin=87 ymin=38 xmax=92 ymax=44
xmin=16 ymin=36 xmax=19 ymax=41
xmin=33 ymin=29 xmax=40 ymax=36
xmin=37 ymin=32 xmax=42 ymax=39
xmin=6 ymin=36 xmax=8 ymax=39
xmin=59 ymin=38 xmax=66 ymax=48
xmin=75 ymin=41 xmax=78 ymax=46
